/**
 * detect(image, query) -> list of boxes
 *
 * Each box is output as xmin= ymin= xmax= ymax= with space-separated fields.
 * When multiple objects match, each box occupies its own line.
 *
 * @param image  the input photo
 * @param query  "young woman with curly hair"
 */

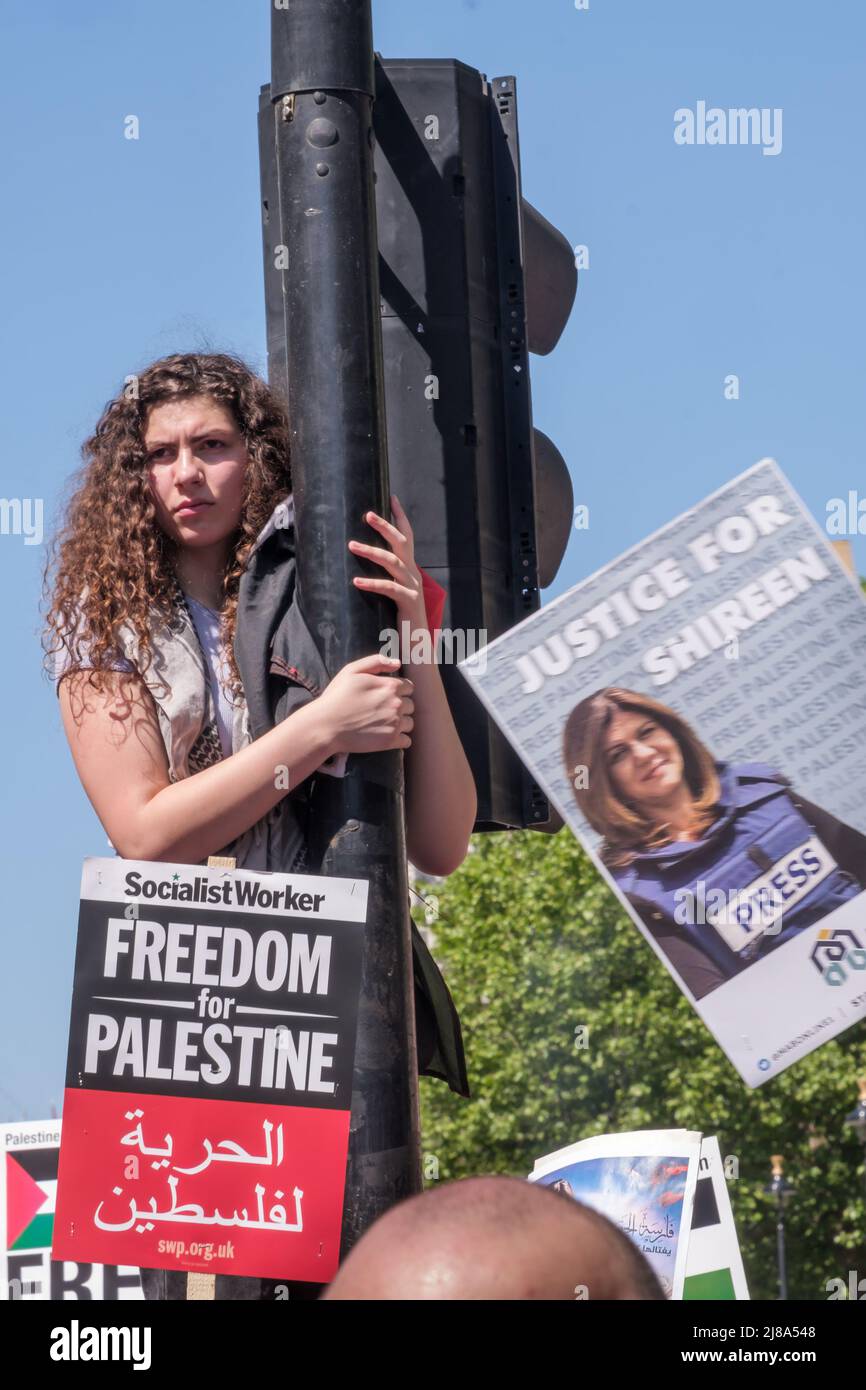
xmin=44 ymin=351 xmax=476 ymax=874
xmin=44 ymin=352 xmax=477 ymax=1299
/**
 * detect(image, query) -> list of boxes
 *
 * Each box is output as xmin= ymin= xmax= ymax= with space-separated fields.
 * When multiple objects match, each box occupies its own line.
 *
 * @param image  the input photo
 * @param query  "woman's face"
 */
xmin=603 ymin=707 xmax=686 ymax=808
xmin=144 ymin=395 xmax=248 ymax=551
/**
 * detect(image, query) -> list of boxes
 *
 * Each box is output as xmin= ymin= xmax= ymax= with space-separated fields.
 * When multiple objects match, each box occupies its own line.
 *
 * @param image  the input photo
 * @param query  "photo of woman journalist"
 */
xmin=562 ymin=688 xmax=866 ymax=1000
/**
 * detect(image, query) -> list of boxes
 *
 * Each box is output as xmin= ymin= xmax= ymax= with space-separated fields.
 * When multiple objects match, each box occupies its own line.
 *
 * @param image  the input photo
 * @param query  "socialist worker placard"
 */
xmin=459 ymin=459 xmax=866 ymax=1086
xmin=52 ymin=857 xmax=367 ymax=1281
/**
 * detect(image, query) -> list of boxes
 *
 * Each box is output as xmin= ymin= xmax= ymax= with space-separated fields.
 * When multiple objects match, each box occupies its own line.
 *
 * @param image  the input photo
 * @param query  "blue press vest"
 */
xmin=611 ymin=762 xmax=861 ymax=982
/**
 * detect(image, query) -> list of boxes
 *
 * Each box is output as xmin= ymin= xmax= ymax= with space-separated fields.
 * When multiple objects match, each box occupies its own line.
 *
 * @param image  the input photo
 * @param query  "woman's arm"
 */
xmin=58 ymin=652 xmax=412 ymax=865
xmin=59 ymin=671 xmax=337 ymax=864
xmin=401 ymin=655 xmax=477 ymax=878
xmin=349 ymin=496 xmax=477 ymax=878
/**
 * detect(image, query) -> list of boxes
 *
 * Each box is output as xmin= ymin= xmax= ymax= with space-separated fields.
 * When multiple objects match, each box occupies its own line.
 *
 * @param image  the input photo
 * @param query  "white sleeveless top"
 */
xmin=53 ymin=592 xmax=236 ymax=762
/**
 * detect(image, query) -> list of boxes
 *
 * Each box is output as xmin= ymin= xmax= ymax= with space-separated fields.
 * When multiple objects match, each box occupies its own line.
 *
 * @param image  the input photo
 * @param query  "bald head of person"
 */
xmin=322 ymin=1176 xmax=665 ymax=1300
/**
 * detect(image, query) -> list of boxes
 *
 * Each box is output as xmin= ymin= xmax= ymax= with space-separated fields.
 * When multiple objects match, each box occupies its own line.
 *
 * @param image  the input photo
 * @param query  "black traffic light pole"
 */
xmin=268 ymin=0 xmax=421 ymax=1258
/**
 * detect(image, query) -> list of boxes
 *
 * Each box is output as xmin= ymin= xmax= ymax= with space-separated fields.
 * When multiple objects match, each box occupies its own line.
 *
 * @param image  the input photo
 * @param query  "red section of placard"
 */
xmin=53 ymin=1088 xmax=350 ymax=1283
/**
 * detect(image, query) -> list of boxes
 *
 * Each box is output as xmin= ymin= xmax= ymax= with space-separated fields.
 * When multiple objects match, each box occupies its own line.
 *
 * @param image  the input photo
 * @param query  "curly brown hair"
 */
xmin=42 ymin=351 xmax=291 ymax=702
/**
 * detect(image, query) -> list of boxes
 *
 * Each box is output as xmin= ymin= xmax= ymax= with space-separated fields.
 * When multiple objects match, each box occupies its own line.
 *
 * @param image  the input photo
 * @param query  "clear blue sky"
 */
xmin=2 ymin=0 xmax=864 ymax=1118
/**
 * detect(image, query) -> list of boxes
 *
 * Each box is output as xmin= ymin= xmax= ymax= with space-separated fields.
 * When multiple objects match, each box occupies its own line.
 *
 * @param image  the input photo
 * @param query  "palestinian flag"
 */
xmin=5 ymin=1146 xmax=57 ymax=1252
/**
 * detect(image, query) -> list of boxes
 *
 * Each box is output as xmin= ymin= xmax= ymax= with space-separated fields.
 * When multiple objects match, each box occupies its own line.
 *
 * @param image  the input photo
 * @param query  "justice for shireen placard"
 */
xmin=53 ymin=857 xmax=367 ymax=1282
xmin=459 ymin=460 xmax=866 ymax=1086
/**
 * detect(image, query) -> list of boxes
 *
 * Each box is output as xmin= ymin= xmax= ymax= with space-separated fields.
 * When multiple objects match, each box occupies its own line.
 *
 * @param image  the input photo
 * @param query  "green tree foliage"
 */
xmin=416 ymin=830 xmax=866 ymax=1300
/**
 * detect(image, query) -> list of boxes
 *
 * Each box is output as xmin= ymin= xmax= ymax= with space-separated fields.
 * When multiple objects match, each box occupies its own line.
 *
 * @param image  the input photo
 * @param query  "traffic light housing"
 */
xmin=258 ymin=56 xmax=576 ymax=832
xmin=373 ymin=58 xmax=576 ymax=830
